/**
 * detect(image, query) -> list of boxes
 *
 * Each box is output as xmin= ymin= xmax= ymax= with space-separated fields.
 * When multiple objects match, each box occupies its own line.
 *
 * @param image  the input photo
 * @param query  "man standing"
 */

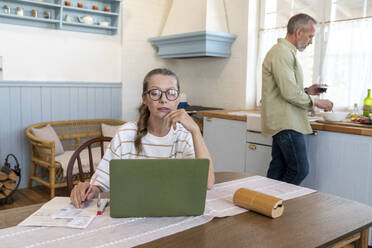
xmin=261 ymin=13 xmax=333 ymax=185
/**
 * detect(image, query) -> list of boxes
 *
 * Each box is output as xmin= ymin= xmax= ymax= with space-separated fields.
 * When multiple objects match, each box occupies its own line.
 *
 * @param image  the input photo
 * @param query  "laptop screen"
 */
xmin=109 ymin=159 xmax=209 ymax=217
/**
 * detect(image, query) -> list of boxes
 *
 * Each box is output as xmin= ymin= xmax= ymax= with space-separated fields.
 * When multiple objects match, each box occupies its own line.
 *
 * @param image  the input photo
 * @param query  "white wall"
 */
xmin=206 ymin=0 xmax=229 ymax=33
xmin=121 ymin=0 xmax=170 ymax=121
xmin=122 ymin=0 xmax=251 ymax=121
xmin=0 ymin=23 xmax=121 ymax=82
xmin=162 ymin=0 xmax=229 ymax=35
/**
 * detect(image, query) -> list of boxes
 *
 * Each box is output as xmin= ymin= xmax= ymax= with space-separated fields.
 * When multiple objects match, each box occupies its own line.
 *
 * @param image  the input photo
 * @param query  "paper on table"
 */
xmin=19 ymin=197 xmax=104 ymax=229
xmin=204 ymin=175 xmax=316 ymax=217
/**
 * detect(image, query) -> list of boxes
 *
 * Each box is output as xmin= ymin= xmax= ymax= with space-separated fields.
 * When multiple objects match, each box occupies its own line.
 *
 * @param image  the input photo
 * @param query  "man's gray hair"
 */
xmin=287 ymin=13 xmax=317 ymax=34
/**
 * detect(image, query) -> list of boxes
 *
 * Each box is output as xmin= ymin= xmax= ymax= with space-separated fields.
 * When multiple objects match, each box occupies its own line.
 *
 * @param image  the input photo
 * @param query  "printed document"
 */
xmin=19 ymin=197 xmax=100 ymax=229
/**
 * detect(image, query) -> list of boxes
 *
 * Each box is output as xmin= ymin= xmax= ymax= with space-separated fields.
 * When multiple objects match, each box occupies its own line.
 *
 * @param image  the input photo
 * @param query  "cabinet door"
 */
xmin=245 ymin=143 xmax=271 ymax=176
xmin=203 ymin=117 xmax=246 ymax=172
xmin=303 ymin=131 xmax=372 ymax=204
xmin=302 ymin=130 xmax=372 ymax=244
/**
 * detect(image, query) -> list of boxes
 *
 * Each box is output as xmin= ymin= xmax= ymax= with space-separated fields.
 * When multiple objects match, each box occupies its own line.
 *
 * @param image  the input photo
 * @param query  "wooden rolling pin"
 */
xmin=233 ymin=188 xmax=284 ymax=218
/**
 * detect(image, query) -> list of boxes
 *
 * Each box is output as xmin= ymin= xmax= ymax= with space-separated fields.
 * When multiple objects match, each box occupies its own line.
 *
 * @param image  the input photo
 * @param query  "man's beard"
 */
xmin=297 ymin=41 xmax=307 ymax=52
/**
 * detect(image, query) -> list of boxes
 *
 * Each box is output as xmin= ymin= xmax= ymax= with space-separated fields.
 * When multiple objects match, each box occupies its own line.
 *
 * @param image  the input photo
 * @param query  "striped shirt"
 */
xmin=92 ymin=121 xmax=195 ymax=191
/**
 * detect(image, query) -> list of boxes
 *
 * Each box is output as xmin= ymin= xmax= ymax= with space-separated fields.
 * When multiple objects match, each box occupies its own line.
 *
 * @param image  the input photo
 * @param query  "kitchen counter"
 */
xmin=196 ymin=109 xmax=372 ymax=137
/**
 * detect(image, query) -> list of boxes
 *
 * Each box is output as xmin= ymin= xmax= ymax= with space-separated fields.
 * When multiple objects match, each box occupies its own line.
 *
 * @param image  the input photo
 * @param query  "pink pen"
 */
xmin=83 ymin=174 xmax=98 ymax=201
xmin=97 ymin=199 xmax=109 ymax=215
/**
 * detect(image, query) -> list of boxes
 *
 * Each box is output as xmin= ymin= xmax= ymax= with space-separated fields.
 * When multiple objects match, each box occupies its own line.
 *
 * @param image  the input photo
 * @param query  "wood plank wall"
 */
xmin=0 ymin=81 xmax=122 ymax=189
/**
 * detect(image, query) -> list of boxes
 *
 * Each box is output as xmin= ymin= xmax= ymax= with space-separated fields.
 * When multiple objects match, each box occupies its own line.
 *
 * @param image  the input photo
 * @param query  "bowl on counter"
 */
xmin=322 ymin=111 xmax=348 ymax=122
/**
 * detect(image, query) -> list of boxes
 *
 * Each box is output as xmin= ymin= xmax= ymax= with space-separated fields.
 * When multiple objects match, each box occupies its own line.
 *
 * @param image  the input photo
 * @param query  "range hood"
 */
xmin=149 ymin=0 xmax=236 ymax=58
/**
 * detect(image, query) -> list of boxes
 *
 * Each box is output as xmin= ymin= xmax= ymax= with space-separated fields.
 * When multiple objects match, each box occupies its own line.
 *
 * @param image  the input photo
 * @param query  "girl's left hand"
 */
xmin=165 ymin=109 xmax=199 ymax=134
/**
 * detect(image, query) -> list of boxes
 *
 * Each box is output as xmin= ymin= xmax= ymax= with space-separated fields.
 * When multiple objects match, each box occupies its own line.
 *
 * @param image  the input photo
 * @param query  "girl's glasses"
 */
xmin=144 ymin=88 xmax=179 ymax=101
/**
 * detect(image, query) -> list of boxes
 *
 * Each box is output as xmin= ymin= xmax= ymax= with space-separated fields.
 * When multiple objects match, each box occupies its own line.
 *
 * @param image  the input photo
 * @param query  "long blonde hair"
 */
xmin=134 ymin=68 xmax=180 ymax=154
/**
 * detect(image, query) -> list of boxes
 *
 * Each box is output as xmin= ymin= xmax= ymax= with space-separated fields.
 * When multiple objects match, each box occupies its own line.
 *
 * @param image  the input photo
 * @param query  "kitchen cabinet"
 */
xmin=203 ymin=117 xmax=246 ymax=172
xmin=303 ymin=130 xmax=372 ymax=204
xmin=245 ymin=131 xmax=272 ymax=176
xmin=203 ymin=116 xmax=272 ymax=175
xmin=302 ymin=130 xmax=372 ymax=244
xmin=0 ymin=0 xmax=120 ymax=35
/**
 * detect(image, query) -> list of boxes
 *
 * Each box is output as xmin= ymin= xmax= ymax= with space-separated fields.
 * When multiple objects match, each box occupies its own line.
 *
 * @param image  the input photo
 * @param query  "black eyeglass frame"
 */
xmin=144 ymin=88 xmax=180 ymax=101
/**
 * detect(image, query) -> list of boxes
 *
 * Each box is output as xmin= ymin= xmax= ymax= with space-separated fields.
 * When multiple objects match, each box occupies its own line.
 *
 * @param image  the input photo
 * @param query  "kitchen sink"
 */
xmin=227 ymin=111 xmax=262 ymax=132
xmin=245 ymin=112 xmax=261 ymax=132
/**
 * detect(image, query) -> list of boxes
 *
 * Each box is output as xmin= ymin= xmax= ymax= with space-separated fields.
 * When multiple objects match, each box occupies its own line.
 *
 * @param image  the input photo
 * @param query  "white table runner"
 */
xmin=0 ymin=176 xmax=316 ymax=248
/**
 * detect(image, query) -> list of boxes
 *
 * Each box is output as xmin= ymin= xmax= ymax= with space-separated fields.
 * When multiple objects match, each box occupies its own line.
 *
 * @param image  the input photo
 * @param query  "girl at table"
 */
xmin=70 ymin=68 xmax=215 ymax=208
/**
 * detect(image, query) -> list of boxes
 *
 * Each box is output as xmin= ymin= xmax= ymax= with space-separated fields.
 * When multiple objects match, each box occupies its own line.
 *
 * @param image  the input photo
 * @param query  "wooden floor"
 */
xmin=0 ymin=186 xmax=69 ymax=211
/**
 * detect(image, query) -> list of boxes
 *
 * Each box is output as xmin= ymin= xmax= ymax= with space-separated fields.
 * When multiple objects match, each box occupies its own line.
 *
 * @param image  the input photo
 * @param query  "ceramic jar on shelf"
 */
xmin=44 ymin=10 xmax=51 ymax=19
xmin=16 ymin=7 xmax=23 ymax=16
xmin=32 ymin=9 xmax=38 ymax=18
xmin=3 ymin=5 xmax=10 ymax=14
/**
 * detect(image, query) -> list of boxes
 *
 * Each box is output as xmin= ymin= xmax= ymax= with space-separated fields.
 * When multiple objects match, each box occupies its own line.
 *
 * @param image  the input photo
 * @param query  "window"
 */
xmin=256 ymin=0 xmax=372 ymax=111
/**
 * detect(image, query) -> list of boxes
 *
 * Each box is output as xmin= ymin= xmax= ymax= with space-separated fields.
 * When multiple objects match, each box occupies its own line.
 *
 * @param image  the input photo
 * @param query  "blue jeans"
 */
xmin=267 ymin=130 xmax=309 ymax=185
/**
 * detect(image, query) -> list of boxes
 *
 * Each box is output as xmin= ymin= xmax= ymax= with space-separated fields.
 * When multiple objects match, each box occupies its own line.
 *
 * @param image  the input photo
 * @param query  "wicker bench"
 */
xmin=25 ymin=119 xmax=125 ymax=198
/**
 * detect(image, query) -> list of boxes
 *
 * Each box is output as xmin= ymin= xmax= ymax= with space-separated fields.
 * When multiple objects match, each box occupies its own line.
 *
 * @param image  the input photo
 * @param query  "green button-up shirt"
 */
xmin=261 ymin=38 xmax=313 ymax=137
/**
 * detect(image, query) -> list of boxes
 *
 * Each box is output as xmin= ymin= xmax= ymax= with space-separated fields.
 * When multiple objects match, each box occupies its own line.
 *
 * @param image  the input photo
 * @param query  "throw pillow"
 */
xmin=31 ymin=124 xmax=65 ymax=156
xmin=101 ymin=123 xmax=122 ymax=150
xmin=101 ymin=123 xmax=121 ymax=138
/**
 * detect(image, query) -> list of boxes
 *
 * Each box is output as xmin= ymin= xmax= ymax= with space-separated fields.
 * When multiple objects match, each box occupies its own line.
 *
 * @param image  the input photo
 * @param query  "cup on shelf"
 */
xmin=3 ymin=5 xmax=10 ymax=14
xmin=16 ymin=7 xmax=23 ymax=16
xmin=44 ymin=10 xmax=51 ymax=19
xmin=65 ymin=14 xmax=71 ymax=22
xmin=99 ymin=21 xmax=109 ymax=27
xmin=32 ymin=9 xmax=38 ymax=18
xmin=77 ymin=2 xmax=83 ymax=8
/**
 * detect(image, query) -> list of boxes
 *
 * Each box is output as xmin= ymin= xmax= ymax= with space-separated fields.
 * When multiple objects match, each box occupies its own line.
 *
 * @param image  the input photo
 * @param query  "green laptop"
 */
xmin=109 ymin=159 xmax=209 ymax=218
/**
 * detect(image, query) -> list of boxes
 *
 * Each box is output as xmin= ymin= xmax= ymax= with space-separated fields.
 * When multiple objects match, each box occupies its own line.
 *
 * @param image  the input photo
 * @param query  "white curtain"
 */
xmin=322 ymin=18 xmax=372 ymax=110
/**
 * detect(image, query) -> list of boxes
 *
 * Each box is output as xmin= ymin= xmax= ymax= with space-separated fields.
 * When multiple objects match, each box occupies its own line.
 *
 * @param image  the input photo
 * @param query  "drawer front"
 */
xmin=246 ymin=131 xmax=272 ymax=146
xmin=245 ymin=143 xmax=271 ymax=176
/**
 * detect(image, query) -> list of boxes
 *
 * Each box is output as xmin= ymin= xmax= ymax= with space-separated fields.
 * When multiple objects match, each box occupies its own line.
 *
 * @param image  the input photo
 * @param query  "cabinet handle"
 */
xmin=206 ymin=117 xmax=213 ymax=121
xmin=248 ymin=144 xmax=257 ymax=150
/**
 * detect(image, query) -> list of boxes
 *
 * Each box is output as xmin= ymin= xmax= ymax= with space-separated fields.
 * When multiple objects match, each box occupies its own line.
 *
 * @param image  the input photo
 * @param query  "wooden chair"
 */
xmin=66 ymin=136 xmax=112 ymax=194
xmin=26 ymin=119 xmax=124 ymax=199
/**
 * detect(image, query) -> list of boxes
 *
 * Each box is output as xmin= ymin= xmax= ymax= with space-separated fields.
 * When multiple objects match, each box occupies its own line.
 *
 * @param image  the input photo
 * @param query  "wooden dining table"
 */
xmin=1 ymin=172 xmax=372 ymax=248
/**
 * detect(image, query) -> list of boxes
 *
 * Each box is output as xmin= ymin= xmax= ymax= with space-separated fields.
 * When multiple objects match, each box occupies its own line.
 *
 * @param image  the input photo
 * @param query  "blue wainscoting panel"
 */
xmin=70 ymin=88 xmax=80 ymax=121
xmin=0 ymin=81 xmax=122 ymax=189
xmin=111 ymin=87 xmax=121 ymax=118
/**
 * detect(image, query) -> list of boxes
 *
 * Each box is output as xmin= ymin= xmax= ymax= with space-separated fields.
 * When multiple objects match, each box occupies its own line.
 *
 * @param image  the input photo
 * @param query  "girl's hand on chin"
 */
xmin=165 ymin=109 xmax=199 ymax=134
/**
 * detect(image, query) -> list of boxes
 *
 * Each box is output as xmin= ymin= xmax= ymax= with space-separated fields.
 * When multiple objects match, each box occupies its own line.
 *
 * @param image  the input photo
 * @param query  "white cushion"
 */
xmin=56 ymin=147 xmax=103 ymax=177
xmin=101 ymin=123 xmax=122 ymax=150
xmin=101 ymin=123 xmax=121 ymax=138
xmin=31 ymin=124 xmax=64 ymax=156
